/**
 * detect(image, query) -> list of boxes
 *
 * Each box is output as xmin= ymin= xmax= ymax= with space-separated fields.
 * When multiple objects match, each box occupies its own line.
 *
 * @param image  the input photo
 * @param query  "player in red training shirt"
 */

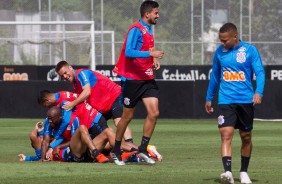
xmin=38 ymin=90 xmax=133 ymax=142
xmin=55 ymin=61 xmax=134 ymax=143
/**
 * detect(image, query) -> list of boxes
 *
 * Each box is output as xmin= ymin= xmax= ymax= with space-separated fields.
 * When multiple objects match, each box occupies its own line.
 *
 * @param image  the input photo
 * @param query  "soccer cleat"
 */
xmin=240 ymin=172 xmax=252 ymax=184
xmin=95 ymin=153 xmax=110 ymax=163
xmin=126 ymin=153 xmax=141 ymax=163
xmin=121 ymin=150 xmax=138 ymax=161
xmin=147 ymin=145 xmax=163 ymax=161
xmin=138 ymin=151 xmax=156 ymax=165
xmin=220 ymin=171 xmax=234 ymax=184
xmin=111 ymin=152 xmax=125 ymax=166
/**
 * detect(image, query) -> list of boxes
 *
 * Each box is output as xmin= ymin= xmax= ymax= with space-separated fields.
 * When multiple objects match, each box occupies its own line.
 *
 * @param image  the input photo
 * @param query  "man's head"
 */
xmin=38 ymin=90 xmax=56 ymax=108
xmin=219 ymin=23 xmax=240 ymax=50
xmin=55 ymin=60 xmax=75 ymax=83
xmin=47 ymin=106 xmax=62 ymax=129
xmin=140 ymin=0 xmax=159 ymax=25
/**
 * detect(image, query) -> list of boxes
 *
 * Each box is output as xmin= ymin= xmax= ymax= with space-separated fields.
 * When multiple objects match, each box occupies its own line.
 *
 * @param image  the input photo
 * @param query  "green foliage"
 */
xmin=0 ymin=119 xmax=282 ymax=184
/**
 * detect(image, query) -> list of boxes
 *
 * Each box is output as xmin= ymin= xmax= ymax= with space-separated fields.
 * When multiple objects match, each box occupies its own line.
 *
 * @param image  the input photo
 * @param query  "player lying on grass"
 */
xmin=18 ymin=106 xmax=162 ymax=162
xmin=38 ymin=90 xmax=133 ymax=143
xmin=37 ymin=90 xmax=163 ymax=162
xmin=45 ymin=106 xmax=162 ymax=163
xmin=18 ymin=121 xmax=44 ymax=161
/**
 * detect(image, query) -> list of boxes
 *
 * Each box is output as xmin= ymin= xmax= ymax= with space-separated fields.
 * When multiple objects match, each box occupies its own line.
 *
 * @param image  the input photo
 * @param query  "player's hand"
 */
xmin=153 ymin=59 xmax=161 ymax=70
xmin=53 ymin=147 xmax=60 ymax=160
xmin=62 ymin=101 xmax=75 ymax=111
xmin=253 ymin=93 xmax=262 ymax=106
xmin=46 ymin=148 xmax=53 ymax=161
xmin=150 ymin=50 xmax=164 ymax=59
xmin=205 ymin=101 xmax=214 ymax=114
xmin=18 ymin=154 xmax=26 ymax=161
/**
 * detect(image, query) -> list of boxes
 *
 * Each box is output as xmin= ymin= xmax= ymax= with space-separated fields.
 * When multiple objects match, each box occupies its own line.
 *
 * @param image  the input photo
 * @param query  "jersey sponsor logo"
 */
xmin=218 ymin=115 xmax=225 ymax=125
xmin=145 ymin=68 xmax=153 ymax=76
xmin=223 ymin=71 xmax=246 ymax=81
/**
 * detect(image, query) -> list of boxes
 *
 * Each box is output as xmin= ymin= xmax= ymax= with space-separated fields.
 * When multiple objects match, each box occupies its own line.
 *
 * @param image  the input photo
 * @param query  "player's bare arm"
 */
xmin=41 ymin=135 xmax=51 ymax=161
xmin=62 ymin=84 xmax=91 ymax=111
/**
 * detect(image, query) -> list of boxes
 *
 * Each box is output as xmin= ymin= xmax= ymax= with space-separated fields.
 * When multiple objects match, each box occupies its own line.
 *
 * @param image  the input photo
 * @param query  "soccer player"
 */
xmin=18 ymin=121 xmax=44 ymax=161
xmin=38 ymin=90 xmax=133 ymax=143
xmin=55 ymin=61 xmax=134 ymax=143
xmin=44 ymin=106 xmax=105 ymax=162
xmin=111 ymin=0 xmax=164 ymax=165
xmin=205 ymin=23 xmax=265 ymax=184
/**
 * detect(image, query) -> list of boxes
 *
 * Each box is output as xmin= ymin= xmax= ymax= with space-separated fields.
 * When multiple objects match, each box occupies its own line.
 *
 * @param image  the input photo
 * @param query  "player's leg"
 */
xmin=217 ymin=104 xmax=237 ymax=184
xmin=111 ymin=94 xmax=134 ymax=143
xmin=30 ymin=121 xmax=44 ymax=149
xmin=113 ymin=117 xmax=133 ymax=143
xmin=18 ymin=121 xmax=44 ymax=161
xmin=111 ymin=107 xmax=135 ymax=165
xmin=70 ymin=125 xmax=98 ymax=159
xmin=239 ymin=130 xmax=252 ymax=184
xmin=219 ymin=126 xmax=235 ymax=184
xmin=238 ymin=104 xmax=254 ymax=184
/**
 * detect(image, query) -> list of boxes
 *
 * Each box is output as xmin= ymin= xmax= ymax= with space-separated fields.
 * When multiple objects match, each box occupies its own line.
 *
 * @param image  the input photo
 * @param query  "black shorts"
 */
xmin=217 ymin=104 xmax=254 ymax=131
xmin=121 ymin=79 xmax=159 ymax=108
xmin=88 ymin=115 xmax=108 ymax=139
xmin=70 ymin=148 xmax=94 ymax=162
xmin=102 ymin=95 xmax=123 ymax=120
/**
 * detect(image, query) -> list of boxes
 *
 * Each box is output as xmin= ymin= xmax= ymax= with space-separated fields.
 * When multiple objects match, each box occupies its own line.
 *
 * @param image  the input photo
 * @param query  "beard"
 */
xmin=148 ymin=18 xmax=157 ymax=25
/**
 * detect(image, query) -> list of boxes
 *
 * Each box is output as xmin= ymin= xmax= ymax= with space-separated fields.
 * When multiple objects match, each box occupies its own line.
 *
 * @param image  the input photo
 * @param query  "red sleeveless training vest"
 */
xmin=113 ymin=21 xmax=155 ymax=80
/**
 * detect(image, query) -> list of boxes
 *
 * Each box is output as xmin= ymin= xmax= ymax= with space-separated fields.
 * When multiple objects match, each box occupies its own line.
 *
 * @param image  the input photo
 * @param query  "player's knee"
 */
xmin=241 ymin=134 xmax=252 ymax=145
xmin=148 ymin=109 xmax=159 ymax=119
xmin=79 ymin=125 xmax=88 ymax=132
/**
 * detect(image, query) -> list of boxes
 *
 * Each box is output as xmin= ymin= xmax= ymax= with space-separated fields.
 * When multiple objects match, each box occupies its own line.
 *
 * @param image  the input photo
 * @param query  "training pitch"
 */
xmin=0 ymin=118 xmax=281 ymax=184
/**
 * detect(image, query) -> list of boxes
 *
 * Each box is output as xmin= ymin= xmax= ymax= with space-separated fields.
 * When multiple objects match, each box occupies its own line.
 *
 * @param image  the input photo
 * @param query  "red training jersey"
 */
xmin=73 ymin=69 xmax=121 ymax=113
xmin=113 ymin=21 xmax=155 ymax=80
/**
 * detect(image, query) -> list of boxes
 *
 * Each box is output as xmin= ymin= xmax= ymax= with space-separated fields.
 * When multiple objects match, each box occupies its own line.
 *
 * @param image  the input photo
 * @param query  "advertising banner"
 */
xmin=1 ymin=65 xmax=282 ymax=81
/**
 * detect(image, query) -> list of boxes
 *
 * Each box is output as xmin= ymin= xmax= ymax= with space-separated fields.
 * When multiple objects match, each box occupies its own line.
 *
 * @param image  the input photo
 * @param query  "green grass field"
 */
xmin=0 ymin=119 xmax=281 ymax=184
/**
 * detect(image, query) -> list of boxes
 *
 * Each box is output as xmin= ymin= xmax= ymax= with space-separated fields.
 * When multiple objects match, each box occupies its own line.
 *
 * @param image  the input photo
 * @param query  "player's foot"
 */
xmin=111 ymin=152 xmax=125 ymax=166
xmin=121 ymin=150 xmax=138 ymax=161
xmin=220 ymin=171 xmax=234 ymax=184
xmin=138 ymin=151 xmax=156 ymax=165
xmin=126 ymin=153 xmax=141 ymax=163
xmin=95 ymin=153 xmax=110 ymax=163
xmin=147 ymin=145 xmax=163 ymax=161
xmin=240 ymin=172 xmax=252 ymax=184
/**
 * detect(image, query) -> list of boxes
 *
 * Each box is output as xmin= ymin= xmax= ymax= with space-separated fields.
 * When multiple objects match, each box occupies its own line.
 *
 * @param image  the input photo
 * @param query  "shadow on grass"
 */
xmin=203 ymin=177 xmax=259 ymax=183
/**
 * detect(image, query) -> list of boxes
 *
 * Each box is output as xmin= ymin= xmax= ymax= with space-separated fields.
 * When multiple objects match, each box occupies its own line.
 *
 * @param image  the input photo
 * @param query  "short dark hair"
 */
xmin=219 ymin=23 xmax=238 ymax=34
xmin=55 ymin=60 xmax=69 ymax=73
xmin=140 ymin=0 xmax=159 ymax=17
xmin=37 ymin=90 xmax=51 ymax=105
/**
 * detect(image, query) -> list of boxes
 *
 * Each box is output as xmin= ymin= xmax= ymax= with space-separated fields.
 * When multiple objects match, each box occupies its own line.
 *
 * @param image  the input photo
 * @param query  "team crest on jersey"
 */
xmin=218 ymin=115 xmax=225 ymax=125
xmin=142 ymin=28 xmax=147 ymax=34
xmin=236 ymin=51 xmax=246 ymax=63
xmin=124 ymin=97 xmax=130 ymax=106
